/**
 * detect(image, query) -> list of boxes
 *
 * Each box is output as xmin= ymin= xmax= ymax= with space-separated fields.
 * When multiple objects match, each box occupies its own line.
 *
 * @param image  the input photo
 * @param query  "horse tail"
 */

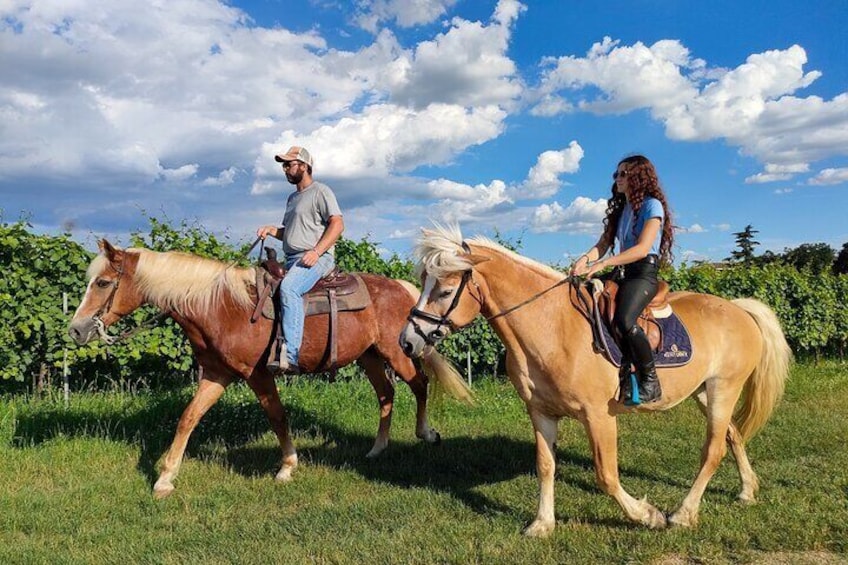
xmin=419 ymin=348 xmax=475 ymax=405
xmin=394 ymin=279 xmax=474 ymax=406
xmin=731 ymin=298 xmax=792 ymax=442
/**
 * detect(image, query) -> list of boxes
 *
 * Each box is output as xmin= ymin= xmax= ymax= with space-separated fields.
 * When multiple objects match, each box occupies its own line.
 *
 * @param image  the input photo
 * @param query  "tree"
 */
xmin=834 ymin=242 xmax=848 ymax=275
xmin=782 ymin=243 xmax=835 ymax=274
xmin=727 ymin=224 xmax=760 ymax=264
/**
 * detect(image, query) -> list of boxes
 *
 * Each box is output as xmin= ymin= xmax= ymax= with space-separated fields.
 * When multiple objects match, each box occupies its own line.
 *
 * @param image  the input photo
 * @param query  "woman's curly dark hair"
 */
xmin=599 ymin=155 xmax=674 ymax=266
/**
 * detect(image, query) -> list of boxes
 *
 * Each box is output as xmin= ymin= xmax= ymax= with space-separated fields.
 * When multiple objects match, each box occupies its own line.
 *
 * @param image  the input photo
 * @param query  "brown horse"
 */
xmin=400 ymin=225 xmax=791 ymax=534
xmin=69 ymin=240 xmax=471 ymax=499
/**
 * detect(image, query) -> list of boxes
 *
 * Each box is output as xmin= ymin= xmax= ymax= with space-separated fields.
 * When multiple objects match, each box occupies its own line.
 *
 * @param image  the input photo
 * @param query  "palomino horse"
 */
xmin=400 ymin=225 xmax=791 ymax=534
xmin=69 ymin=240 xmax=471 ymax=499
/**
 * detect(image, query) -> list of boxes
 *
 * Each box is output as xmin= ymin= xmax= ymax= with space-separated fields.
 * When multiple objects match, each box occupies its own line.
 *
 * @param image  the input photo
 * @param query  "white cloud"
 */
xmin=745 ymin=162 xmax=809 ymax=184
xmin=355 ymin=0 xmax=458 ymax=32
xmin=160 ymin=164 xmax=199 ymax=182
xmin=713 ymin=223 xmax=731 ymax=231
xmin=808 ymin=167 xmax=848 ymax=186
xmin=523 ymin=141 xmax=584 ymax=198
xmin=533 ymin=37 xmax=699 ymax=117
xmin=531 ymin=196 xmax=607 ymax=234
xmin=201 ymin=167 xmax=240 ymax=187
xmin=680 ymin=249 xmax=710 ymax=263
xmin=681 ymin=223 xmax=706 ymax=233
xmin=386 ymin=1 xmax=524 ymax=109
xmin=531 ymin=40 xmax=848 ymax=172
xmin=251 ymin=103 xmax=508 ymax=193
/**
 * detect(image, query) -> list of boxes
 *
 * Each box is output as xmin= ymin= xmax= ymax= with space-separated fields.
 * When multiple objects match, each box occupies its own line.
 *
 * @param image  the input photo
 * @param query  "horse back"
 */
xmin=668 ymin=291 xmax=763 ymax=358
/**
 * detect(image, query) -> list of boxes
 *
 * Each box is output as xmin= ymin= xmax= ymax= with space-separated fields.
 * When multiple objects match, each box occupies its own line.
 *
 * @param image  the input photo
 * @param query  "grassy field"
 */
xmin=1 ymin=362 xmax=846 ymax=564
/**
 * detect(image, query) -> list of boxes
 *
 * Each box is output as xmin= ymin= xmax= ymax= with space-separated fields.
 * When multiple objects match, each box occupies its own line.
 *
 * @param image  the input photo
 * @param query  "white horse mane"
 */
xmin=413 ymin=223 xmax=565 ymax=281
xmin=88 ymin=247 xmax=255 ymax=316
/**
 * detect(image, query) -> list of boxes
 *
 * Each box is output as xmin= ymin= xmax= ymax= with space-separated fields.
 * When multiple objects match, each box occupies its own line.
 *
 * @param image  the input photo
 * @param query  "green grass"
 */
xmin=1 ymin=362 xmax=846 ymax=564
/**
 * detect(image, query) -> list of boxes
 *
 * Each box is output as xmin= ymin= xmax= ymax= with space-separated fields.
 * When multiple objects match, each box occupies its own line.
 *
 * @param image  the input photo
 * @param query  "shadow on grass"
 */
xmin=10 ymin=390 xmax=703 ymax=526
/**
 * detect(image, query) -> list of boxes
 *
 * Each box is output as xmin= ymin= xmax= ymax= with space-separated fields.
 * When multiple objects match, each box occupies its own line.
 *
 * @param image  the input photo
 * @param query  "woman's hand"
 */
xmin=570 ymin=255 xmax=590 ymax=277
xmin=584 ymin=258 xmax=609 ymax=279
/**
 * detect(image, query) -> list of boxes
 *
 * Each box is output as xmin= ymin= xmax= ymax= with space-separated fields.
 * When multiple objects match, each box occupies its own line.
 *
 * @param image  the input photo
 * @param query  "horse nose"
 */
xmin=68 ymin=325 xmax=83 ymax=343
xmin=68 ymin=320 xmax=93 ymax=345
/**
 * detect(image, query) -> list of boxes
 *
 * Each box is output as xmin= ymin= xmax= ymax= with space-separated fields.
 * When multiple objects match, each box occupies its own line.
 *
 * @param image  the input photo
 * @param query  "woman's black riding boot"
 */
xmin=636 ymin=360 xmax=662 ymax=404
xmin=623 ymin=325 xmax=662 ymax=405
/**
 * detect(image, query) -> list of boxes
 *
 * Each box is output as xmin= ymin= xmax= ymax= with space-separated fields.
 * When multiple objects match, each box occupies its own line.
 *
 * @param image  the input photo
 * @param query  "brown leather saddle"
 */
xmin=594 ymin=279 xmax=671 ymax=352
xmin=251 ymin=250 xmax=371 ymax=371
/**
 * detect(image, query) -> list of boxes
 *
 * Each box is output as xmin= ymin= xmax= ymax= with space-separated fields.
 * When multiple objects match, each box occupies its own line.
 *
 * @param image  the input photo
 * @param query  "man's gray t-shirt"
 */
xmin=281 ymin=181 xmax=342 ymax=257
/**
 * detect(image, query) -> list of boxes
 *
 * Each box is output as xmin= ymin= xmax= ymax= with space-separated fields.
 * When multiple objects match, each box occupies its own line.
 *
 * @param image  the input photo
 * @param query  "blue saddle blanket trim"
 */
xmin=598 ymin=313 xmax=693 ymax=368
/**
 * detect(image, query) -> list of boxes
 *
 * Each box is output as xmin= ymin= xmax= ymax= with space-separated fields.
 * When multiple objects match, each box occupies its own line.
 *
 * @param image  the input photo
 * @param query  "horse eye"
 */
xmin=438 ymin=289 xmax=454 ymax=299
xmin=96 ymin=279 xmax=112 ymax=289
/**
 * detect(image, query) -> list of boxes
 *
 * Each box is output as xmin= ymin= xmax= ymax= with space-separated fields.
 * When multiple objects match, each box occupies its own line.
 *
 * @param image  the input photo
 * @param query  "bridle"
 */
xmin=406 ymin=241 xmax=583 ymax=346
xmin=89 ymin=258 xmax=127 ymax=344
xmin=407 ymin=269 xmax=476 ymax=346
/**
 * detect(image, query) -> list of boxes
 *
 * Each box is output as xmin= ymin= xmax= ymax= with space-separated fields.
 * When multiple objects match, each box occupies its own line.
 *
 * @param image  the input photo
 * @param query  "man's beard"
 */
xmin=285 ymin=171 xmax=304 ymax=184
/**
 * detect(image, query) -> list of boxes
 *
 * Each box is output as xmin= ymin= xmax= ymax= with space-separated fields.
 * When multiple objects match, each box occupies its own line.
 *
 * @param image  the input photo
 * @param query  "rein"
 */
xmin=484 ymin=275 xmax=576 ymax=322
xmin=93 ymin=236 xmax=264 ymax=345
xmin=407 ymin=240 xmax=597 ymax=345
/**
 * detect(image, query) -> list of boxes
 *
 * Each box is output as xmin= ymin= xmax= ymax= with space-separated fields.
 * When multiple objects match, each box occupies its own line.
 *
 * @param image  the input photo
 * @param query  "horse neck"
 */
xmin=474 ymin=250 xmax=584 ymax=350
xmin=132 ymin=253 xmax=253 ymax=348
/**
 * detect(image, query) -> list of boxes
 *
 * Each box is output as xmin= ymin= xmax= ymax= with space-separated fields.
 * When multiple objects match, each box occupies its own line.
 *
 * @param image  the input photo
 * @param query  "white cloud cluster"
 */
xmin=808 ymin=167 xmax=848 ymax=186
xmin=531 ymin=196 xmax=607 ymax=234
xmin=355 ymin=0 xmax=458 ymax=33
xmin=532 ymin=39 xmax=848 ymax=183
xmin=523 ymin=141 xmax=584 ymax=198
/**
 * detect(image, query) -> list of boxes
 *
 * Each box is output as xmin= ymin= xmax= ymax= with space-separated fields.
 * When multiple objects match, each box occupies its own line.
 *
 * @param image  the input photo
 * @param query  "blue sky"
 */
xmin=2 ymin=0 xmax=847 ymax=265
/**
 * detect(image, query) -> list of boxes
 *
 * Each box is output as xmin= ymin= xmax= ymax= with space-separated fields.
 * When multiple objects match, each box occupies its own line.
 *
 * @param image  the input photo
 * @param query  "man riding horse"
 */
xmin=256 ymin=146 xmax=344 ymax=375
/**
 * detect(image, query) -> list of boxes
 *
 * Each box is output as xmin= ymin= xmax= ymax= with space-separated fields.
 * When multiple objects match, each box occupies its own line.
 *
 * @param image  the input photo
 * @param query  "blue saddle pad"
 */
xmin=598 ymin=312 xmax=693 ymax=368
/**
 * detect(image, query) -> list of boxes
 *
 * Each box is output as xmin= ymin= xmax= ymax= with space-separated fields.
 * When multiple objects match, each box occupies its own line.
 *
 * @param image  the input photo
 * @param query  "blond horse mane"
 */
xmin=413 ymin=223 xmax=565 ymax=282
xmin=89 ymin=248 xmax=255 ymax=316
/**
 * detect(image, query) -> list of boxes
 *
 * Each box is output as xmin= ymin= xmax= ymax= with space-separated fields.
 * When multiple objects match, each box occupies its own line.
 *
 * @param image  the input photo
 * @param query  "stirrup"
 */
xmin=623 ymin=373 xmax=641 ymax=406
xmin=267 ymin=337 xmax=288 ymax=374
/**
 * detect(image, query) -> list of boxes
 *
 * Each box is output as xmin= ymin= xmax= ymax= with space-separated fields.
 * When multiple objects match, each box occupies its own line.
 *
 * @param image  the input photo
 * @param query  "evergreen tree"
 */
xmin=727 ymin=224 xmax=760 ymax=264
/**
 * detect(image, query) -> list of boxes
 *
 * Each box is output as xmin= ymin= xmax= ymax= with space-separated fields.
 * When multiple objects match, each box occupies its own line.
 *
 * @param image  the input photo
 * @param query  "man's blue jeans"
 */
xmin=280 ymin=252 xmax=336 ymax=366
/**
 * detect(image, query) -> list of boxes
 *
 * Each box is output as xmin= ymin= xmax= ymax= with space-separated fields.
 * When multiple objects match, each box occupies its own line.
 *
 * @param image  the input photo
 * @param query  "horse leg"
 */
xmin=583 ymin=412 xmax=667 ymax=529
xmin=668 ymin=381 xmax=742 ymax=528
xmin=153 ymin=372 xmax=233 ymax=499
xmin=394 ymin=354 xmax=440 ymax=445
xmin=358 ymin=351 xmax=396 ymax=458
xmin=246 ymin=374 xmax=298 ymax=482
xmin=523 ymin=410 xmax=559 ymax=537
xmin=693 ymin=389 xmax=759 ymax=504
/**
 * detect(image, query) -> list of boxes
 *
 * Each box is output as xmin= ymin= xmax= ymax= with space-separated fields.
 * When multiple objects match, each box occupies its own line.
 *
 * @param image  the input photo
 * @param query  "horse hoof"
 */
xmin=153 ymin=484 xmax=175 ymax=500
xmin=522 ymin=519 xmax=555 ymax=537
xmin=667 ymin=510 xmax=695 ymax=529
xmin=275 ymin=468 xmax=294 ymax=483
xmin=737 ymin=492 xmax=757 ymax=505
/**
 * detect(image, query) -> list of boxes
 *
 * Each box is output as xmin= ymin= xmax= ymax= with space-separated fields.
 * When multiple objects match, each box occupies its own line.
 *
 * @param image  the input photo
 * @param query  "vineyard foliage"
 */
xmin=2 ymin=218 xmax=846 ymax=390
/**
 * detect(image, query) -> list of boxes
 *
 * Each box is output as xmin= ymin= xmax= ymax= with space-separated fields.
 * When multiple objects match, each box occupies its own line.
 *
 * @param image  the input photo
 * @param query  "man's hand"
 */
xmin=256 ymin=225 xmax=278 ymax=240
xmin=299 ymin=249 xmax=320 ymax=267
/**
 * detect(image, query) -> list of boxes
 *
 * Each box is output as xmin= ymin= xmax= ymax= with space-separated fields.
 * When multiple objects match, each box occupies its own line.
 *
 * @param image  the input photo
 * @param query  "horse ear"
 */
xmin=465 ymin=253 xmax=491 ymax=266
xmin=98 ymin=239 xmax=120 ymax=262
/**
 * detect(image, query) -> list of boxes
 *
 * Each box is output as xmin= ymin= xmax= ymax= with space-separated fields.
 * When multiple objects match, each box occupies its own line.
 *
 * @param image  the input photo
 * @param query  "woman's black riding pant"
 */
xmin=613 ymin=255 xmax=659 ymax=374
